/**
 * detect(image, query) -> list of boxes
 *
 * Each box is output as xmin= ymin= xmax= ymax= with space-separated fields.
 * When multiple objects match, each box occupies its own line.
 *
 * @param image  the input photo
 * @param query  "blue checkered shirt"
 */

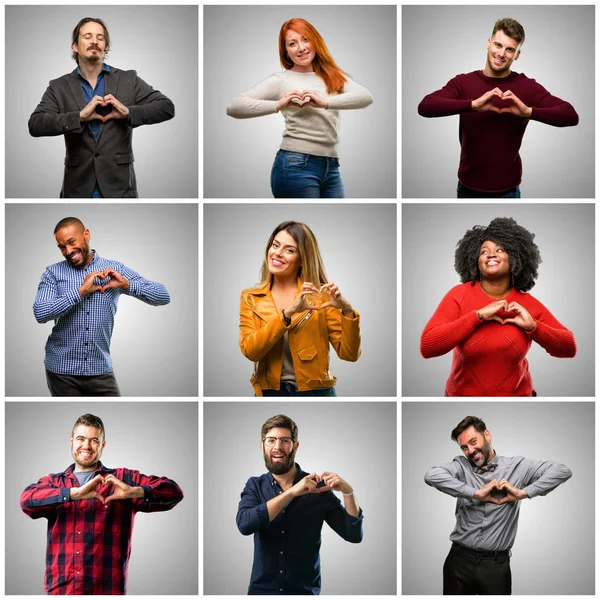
xmin=33 ymin=250 xmax=170 ymax=375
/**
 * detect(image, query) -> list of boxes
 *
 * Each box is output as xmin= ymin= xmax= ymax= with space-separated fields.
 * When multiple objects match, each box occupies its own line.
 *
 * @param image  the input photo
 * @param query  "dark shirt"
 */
xmin=236 ymin=463 xmax=363 ymax=595
xmin=418 ymin=70 xmax=578 ymax=193
xmin=20 ymin=461 xmax=183 ymax=595
xmin=76 ymin=63 xmax=110 ymax=197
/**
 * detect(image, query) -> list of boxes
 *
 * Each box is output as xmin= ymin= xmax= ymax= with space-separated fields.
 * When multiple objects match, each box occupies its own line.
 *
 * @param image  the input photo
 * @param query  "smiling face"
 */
xmin=72 ymin=21 xmax=107 ymax=64
xmin=478 ymin=240 xmax=510 ymax=280
xmin=261 ymin=426 xmax=298 ymax=475
xmin=56 ymin=224 xmax=92 ymax=269
xmin=486 ymin=29 xmax=520 ymax=76
xmin=285 ymin=28 xmax=315 ymax=72
xmin=267 ymin=229 xmax=302 ymax=279
xmin=70 ymin=424 xmax=105 ymax=472
xmin=457 ymin=426 xmax=494 ymax=467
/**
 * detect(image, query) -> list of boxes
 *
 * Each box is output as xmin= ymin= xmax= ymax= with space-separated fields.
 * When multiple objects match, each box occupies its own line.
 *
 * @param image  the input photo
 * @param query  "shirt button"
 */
xmin=86 ymin=311 xmax=90 ymax=315
xmin=282 ymin=510 xmax=285 ymax=513
xmin=77 ymin=571 xmax=80 ymax=575
xmin=280 ymin=589 xmax=283 ymax=593
xmin=63 ymin=496 xmax=67 ymax=501
xmin=77 ymin=531 xmax=81 ymax=535
xmin=280 ymin=551 xmax=283 ymax=555
xmin=281 ymin=530 xmax=284 ymax=534
xmin=95 ymin=153 xmax=99 ymax=158
xmin=279 ymin=570 xmax=283 ymax=573
xmin=76 ymin=551 xmax=80 ymax=555
xmin=86 ymin=327 xmax=89 ymax=331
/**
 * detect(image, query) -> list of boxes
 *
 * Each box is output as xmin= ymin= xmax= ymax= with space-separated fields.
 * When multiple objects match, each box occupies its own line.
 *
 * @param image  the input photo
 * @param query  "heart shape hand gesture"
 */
xmin=288 ymin=282 xmax=354 ymax=316
xmin=80 ymin=94 xmax=130 ymax=123
xmin=472 ymin=87 xmax=532 ymax=118
xmin=78 ymin=268 xmax=130 ymax=297
xmin=473 ymin=479 xmax=527 ymax=504
xmin=477 ymin=300 xmax=536 ymax=331
xmin=70 ymin=473 xmax=143 ymax=504
xmin=276 ymin=89 xmax=328 ymax=112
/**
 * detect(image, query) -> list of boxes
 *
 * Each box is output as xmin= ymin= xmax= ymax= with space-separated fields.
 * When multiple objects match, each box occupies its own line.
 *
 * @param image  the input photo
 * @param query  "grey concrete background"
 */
xmin=402 ymin=203 xmax=594 ymax=397
xmin=203 ymin=203 xmax=397 ymax=397
xmin=402 ymin=402 xmax=594 ymax=595
xmin=204 ymin=5 xmax=397 ymax=198
xmin=403 ymin=5 xmax=594 ymax=198
xmin=6 ymin=5 xmax=198 ymax=198
xmin=6 ymin=401 xmax=198 ymax=595
xmin=6 ymin=204 xmax=198 ymax=397
xmin=204 ymin=401 xmax=397 ymax=595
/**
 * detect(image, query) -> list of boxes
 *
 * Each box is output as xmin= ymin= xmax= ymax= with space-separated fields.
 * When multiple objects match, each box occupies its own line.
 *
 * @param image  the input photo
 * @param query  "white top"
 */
xmin=226 ymin=70 xmax=373 ymax=158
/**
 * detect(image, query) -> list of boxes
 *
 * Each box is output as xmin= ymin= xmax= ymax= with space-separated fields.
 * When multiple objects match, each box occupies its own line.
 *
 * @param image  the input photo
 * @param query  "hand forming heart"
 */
xmin=472 ymin=87 xmax=532 ymax=118
xmin=81 ymin=94 xmax=130 ymax=123
xmin=276 ymin=89 xmax=328 ymax=112
xmin=79 ymin=268 xmax=129 ymax=297
xmin=295 ymin=281 xmax=353 ymax=315
xmin=290 ymin=471 xmax=353 ymax=497
xmin=477 ymin=300 xmax=536 ymax=331
xmin=473 ymin=479 xmax=527 ymax=504
xmin=70 ymin=473 xmax=143 ymax=504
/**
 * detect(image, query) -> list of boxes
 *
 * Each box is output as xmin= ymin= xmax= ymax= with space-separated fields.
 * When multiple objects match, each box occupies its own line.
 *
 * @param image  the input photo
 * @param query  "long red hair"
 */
xmin=278 ymin=18 xmax=347 ymax=94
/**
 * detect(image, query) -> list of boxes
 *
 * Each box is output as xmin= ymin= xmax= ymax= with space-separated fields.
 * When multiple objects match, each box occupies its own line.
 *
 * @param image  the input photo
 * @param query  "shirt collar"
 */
xmin=64 ymin=460 xmax=113 ymax=479
xmin=76 ymin=62 xmax=111 ymax=79
xmin=267 ymin=462 xmax=305 ymax=487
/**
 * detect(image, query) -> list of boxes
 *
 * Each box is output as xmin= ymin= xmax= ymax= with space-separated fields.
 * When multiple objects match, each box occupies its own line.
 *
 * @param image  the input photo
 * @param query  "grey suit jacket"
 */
xmin=28 ymin=66 xmax=175 ymax=198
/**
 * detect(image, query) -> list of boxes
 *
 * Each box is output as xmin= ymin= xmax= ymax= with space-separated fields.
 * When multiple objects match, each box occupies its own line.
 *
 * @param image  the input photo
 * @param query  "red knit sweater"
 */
xmin=418 ymin=70 xmax=579 ymax=193
xmin=420 ymin=282 xmax=577 ymax=396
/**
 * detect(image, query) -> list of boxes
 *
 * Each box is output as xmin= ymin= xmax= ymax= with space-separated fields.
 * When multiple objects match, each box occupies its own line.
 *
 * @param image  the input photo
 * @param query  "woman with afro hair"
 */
xmin=420 ymin=217 xmax=576 ymax=396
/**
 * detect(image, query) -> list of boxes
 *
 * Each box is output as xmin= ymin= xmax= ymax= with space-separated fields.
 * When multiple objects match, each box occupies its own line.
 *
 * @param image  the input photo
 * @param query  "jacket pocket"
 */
xmin=115 ymin=153 xmax=134 ymax=165
xmin=298 ymin=345 xmax=317 ymax=361
xmin=64 ymin=155 xmax=79 ymax=166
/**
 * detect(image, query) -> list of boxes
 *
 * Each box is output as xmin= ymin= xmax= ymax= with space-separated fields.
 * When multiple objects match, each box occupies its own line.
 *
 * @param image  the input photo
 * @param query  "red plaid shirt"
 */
xmin=20 ymin=462 xmax=184 ymax=595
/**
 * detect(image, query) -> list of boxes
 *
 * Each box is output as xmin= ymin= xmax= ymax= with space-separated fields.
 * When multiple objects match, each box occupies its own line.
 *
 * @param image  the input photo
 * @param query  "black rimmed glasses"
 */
xmin=263 ymin=436 xmax=294 ymax=447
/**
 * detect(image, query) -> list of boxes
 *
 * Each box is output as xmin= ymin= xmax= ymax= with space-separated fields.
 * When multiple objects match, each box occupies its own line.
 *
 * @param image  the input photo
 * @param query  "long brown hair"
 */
xmin=279 ymin=18 xmax=347 ymax=94
xmin=257 ymin=221 xmax=328 ymax=288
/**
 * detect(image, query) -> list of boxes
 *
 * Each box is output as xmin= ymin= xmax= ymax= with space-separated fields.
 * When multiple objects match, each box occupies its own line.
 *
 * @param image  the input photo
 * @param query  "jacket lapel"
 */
xmin=251 ymin=280 xmax=310 ymax=326
xmin=66 ymin=70 xmax=86 ymax=112
xmin=97 ymin=68 xmax=119 ymax=143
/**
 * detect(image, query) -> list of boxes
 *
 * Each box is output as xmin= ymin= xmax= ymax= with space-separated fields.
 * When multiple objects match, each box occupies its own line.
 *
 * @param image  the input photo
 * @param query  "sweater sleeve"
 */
xmin=526 ymin=296 xmax=577 ymax=358
xmin=420 ymin=286 xmax=482 ymax=358
xmin=226 ymin=73 xmax=282 ymax=119
xmin=326 ymin=76 xmax=373 ymax=110
xmin=418 ymin=76 xmax=473 ymax=117
xmin=528 ymin=80 xmax=579 ymax=127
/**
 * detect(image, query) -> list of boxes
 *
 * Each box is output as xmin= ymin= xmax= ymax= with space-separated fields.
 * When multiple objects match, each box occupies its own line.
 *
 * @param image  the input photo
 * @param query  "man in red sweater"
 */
xmin=418 ymin=17 xmax=579 ymax=197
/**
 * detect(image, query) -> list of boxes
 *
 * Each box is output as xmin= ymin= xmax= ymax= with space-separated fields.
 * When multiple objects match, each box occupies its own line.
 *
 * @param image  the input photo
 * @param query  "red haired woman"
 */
xmin=227 ymin=18 xmax=373 ymax=198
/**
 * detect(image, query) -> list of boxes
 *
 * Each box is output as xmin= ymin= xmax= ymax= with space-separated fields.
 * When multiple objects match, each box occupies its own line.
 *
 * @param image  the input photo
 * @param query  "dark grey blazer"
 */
xmin=28 ymin=66 xmax=175 ymax=198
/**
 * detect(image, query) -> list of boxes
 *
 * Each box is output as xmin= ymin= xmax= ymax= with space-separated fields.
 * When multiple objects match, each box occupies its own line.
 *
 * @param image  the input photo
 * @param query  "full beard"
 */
xmin=469 ymin=439 xmax=493 ymax=467
xmin=264 ymin=449 xmax=295 ymax=475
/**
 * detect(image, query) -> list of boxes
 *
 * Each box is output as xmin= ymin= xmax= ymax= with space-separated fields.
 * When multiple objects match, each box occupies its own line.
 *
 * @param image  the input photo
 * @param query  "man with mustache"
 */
xmin=418 ymin=17 xmax=579 ymax=197
xmin=29 ymin=17 xmax=174 ymax=198
xmin=236 ymin=414 xmax=363 ymax=594
xmin=33 ymin=216 xmax=170 ymax=396
xmin=425 ymin=415 xmax=572 ymax=595
xmin=20 ymin=413 xmax=184 ymax=594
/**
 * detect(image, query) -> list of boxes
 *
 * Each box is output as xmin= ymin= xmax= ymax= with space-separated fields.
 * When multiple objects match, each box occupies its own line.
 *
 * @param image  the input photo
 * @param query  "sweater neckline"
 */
xmin=476 ymin=280 xmax=515 ymax=300
xmin=476 ymin=70 xmax=518 ymax=83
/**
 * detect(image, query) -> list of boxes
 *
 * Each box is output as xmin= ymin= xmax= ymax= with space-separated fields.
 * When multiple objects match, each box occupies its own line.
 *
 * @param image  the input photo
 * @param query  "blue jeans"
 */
xmin=457 ymin=182 xmax=521 ymax=198
xmin=261 ymin=382 xmax=337 ymax=396
xmin=271 ymin=150 xmax=345 ymax=198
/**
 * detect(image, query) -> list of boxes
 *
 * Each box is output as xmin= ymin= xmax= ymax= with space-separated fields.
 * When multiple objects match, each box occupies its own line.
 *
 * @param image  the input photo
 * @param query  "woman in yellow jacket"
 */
xmin=239 ymin=221 xmax=360 ymax=396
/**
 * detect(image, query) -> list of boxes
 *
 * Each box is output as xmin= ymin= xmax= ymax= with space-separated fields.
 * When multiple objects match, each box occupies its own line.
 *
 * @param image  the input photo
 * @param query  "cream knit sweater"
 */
xmin=227 ymin=70 xmax=373 ymax=158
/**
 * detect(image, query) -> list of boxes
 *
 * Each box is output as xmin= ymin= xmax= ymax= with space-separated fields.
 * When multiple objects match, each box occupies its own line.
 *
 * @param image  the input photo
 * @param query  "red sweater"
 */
xmin=420 ymin=282 xmax=576 ymax=396
xmin=418 ymin=70 xmax=579 ymax=193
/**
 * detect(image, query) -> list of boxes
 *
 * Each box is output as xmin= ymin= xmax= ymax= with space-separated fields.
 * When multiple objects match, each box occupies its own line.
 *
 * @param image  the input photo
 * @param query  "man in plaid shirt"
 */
xmin=20 ymin=413 xmax=184 ymax=595
xmin=34 ymin=216 xmax=170 ymax=396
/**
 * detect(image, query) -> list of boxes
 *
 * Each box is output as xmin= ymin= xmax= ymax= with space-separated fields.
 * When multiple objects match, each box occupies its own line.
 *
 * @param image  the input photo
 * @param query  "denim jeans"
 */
xmin=261 ymin=382 xmax=337 ymax=396
xmin=457 ymin=181 xmax=521 ymax=198
xmin=271 ymin=150 xmax=345 ymax=198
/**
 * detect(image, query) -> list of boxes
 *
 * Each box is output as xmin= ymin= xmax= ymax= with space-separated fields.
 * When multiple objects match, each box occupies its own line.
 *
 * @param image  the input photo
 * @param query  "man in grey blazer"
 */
xmin=29 ymin=17 xmax=174 ymax=198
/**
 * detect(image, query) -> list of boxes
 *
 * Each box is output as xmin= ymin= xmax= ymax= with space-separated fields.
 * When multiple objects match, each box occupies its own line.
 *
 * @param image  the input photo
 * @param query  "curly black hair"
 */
xmin=454 ymin=217 xmax=541 ymax=292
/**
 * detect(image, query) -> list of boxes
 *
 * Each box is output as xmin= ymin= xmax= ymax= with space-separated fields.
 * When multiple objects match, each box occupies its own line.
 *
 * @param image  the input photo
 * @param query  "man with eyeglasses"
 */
xmin=236 ymin=414 xmax=363 ymax=594
xmin=425 ymin=415 xmax=571 ymax=595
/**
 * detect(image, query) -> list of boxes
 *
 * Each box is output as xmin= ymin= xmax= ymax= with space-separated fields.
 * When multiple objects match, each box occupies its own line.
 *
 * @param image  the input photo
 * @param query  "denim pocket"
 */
xmin=283 ymin=152 xmax=308 ymax=171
